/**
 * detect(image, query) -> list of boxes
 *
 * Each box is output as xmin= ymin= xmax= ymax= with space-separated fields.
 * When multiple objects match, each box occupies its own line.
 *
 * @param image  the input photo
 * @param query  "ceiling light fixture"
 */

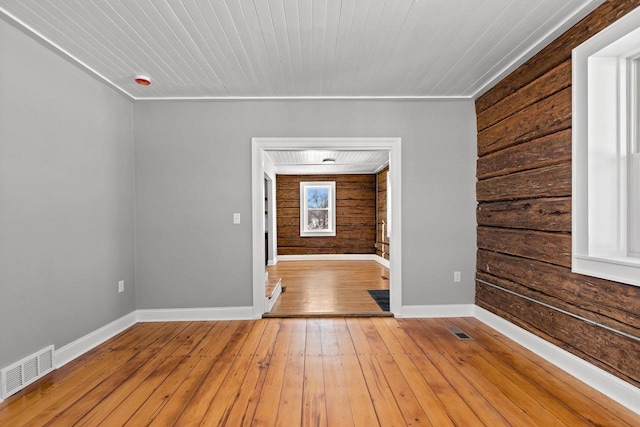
xmin=322 ymin=158 xmax=336 ymax=164
xmin=134 ymin=74 xmax=151 ymax=86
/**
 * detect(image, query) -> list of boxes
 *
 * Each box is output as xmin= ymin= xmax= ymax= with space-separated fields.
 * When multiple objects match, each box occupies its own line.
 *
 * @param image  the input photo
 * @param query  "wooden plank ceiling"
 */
xmin=0 ymin=0 xmax=606 ymax=100
xmin=265 ymin=150 xmax=389 ymax=174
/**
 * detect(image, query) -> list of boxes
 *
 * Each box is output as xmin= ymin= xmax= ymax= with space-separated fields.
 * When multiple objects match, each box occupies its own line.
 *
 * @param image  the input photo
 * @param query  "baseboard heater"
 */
xmin=1 ymin=345 xmax=55 ymax=400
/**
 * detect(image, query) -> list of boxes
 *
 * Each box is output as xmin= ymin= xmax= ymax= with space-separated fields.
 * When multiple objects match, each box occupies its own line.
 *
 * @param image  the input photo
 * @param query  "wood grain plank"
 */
xmin=275 ymin=319 xmax=306 ymax=427
xmin=477 ymin=129 xmax=571 ymax=180
xmin=410 ymin=319 xmax=548 ymax=426
xmin=87 ymin=322 xmax=209 ymax=426
xmin=333 ymin=319 xmax=380 ymax=427
xmin=379 ymin=318 xmax=476 ymax=426
xmin=223 ymin=319 xmax=282 ymax=426
xmin=459 ymin=317 xmax=640 ymax=426
xmin=398 ymin=319 xmax=510 ymax=426
xmin=477 ymin=226 xmax=571 ymax=267
xmin=302 ymin=319 xmax=328 ymax=426
xmin=345 ymin=318 xmax=406 ymax=426
xmin=477 ymin=61 xmax=571 ymax=132
xmin=57 ymin=322 xmax=216 ymax=426
xmin=478 ymin=87 xmax=571 ymax=156
xmin=196 ymin=320 xmax=272 ymax=425
xmin=477 ymin=162 xmax=571 ymax=203
xmin=145 ymin=322 xmax=239 ymax=425
xmin=319 ymin=320 xmax=355 ymax=427
xmin=0 ymin=323 xmax=189 ymax=427
xmin=171 ymin=321 xmax=256 ymax=425
xmin=251 ymin=320 xmax=295 ymax=426
xmin=430 ymin=319 xmax=588 ymax=426
xmin=358 ymin=318 xmax=432 ymax=426
xmin=476 ymin=197 xmax=571 ymax=232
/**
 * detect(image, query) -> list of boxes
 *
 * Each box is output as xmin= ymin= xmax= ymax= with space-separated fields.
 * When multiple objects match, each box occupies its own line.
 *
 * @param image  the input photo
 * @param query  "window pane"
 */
xmin=307 ymin=209 xmax=329 ymax=230
xmin=307 ymin=188 xmax=329 ymax=208
xmin=635 ymin=58 xmax=640 ymax=154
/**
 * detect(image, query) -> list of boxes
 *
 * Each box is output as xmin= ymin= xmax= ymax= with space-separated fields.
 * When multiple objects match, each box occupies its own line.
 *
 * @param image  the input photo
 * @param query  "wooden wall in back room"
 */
xmin=276 ymin=174 xmax=376 ymax=255
xmin=475 ymin=0 xmax=640 ymax=387
xmin=376 ymin=167 xmax=390 ymax=260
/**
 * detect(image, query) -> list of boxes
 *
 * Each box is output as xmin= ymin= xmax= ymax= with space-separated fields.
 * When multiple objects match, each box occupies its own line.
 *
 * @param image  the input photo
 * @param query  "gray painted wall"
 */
xmin=134 ymin=100 xmax=477 ymax=309
xmin=0 ymin=20 xmax=135 ymax=368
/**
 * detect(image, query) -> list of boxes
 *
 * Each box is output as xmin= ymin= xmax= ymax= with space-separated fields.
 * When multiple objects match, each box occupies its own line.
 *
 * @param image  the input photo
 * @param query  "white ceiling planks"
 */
xmin=0 ymin=0 xmax=607 ymax=99
xmin=265 ymin=150 xmax=389 ymax=175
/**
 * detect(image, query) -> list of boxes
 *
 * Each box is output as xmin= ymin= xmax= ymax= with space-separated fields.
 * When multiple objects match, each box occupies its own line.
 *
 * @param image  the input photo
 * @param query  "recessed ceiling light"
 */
xmin=322 ymin=158 xmax=336 ymax=164
xmin=134 ymin=74 xmax=151 ymax=86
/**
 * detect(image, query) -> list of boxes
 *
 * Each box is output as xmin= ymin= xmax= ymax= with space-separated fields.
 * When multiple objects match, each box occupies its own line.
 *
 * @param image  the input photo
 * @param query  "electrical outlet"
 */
xmin=233 ymin=213 xmax=241 ymax=224
xmin=453 ymin=271 xmax=461 ymax=283
xmin=118 ymin=280 xmax=124 ymax=293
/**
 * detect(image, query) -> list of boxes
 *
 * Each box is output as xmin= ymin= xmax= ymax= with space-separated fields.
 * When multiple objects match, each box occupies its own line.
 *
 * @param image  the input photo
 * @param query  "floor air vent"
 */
xmin=1 ymin=345 xmax=54 ymax=399
xmin=447 ymin=326 xmax=473 ymax=340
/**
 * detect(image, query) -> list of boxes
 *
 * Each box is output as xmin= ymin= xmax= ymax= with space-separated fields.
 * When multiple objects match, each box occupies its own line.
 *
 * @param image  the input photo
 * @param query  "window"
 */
xmin=630 ymin=57 xmax=640 ymax=257
xmin=572 ymin=7 xmax=640 ymax=286
xmin=300 ymin=181 xmax=336 ymax=237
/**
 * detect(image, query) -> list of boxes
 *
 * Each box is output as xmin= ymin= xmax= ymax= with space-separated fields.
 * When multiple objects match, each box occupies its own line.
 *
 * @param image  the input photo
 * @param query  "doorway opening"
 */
xmin=251 ymin=138 xmax=402 ymax=318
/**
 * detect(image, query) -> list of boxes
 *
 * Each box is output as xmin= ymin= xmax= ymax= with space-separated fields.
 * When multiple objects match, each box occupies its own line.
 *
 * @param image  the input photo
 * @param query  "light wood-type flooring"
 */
xmin=266 ymin=260 xmax=390 ymax=316
xmin=1 ymin=317 xmax=638 ymax=426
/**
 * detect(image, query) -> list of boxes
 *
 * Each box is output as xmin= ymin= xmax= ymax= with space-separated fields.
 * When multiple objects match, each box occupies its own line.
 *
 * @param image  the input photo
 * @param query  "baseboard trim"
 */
xmin=276 ymin=254 xmax=390 ymax=268
xmin=375 ymin=255 xmax=390 ymax=268
xmin=54 ymin=311 xmax=137 ymax=369
xmin=399 ymin=304 xmax=475 ymax=318
xmin=474 ymin=306 xmax=640 ymax=415
xmin=277 ymin=254 xmax=379 ymax=262
xmin=135 ymin=306 xmax=255 ymax=322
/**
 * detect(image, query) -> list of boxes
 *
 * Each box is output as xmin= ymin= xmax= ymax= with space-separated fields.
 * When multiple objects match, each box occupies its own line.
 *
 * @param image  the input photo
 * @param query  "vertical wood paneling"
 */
xmin=376 ymin=167 xmax=389 ymax=260
xmin=276 ymin=174 xmax=376 ymax=255
xmin=475 ymin=0 xmax=640 ymax=388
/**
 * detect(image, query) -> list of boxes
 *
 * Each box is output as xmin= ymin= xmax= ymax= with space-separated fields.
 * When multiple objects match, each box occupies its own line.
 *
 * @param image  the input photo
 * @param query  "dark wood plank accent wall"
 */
xmin=376 ymin=167 xmax=390 ymax=260
xmin=276 ymin=174 xmax=376 ymax=255
xmin=475 ymin=0 xmax=640 ymax=387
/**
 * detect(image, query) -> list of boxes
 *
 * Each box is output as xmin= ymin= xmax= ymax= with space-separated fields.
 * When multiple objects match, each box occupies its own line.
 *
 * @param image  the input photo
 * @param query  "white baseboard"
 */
xmin=277 ymin=254 xmax=380 ymax=262
xmin=276 ymin=254 xmax=390 ymax=268
xmin=399 ymin=304 xmax=475 ymax=318
xmin=54 ymin=311 xmax=137 ymax=369
xmin=135 ymin=306 xmax=255 ymax=322
xmin=375 ymin=255 xmax=390 ymax=268
xmin=265 ymin=282 xmax=283 ymax=313
xmin=474 ymin=306 xmax=640 ymax=415
xmin=267 ymin=258 xmax=278 ymax=266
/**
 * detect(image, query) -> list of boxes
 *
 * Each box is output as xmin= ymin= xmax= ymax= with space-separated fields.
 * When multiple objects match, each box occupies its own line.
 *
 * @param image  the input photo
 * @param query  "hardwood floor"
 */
xmin=1 ymin=318 xmax=637 ymax=426
xmin=266 ymin=260 xmax=390 ymax=316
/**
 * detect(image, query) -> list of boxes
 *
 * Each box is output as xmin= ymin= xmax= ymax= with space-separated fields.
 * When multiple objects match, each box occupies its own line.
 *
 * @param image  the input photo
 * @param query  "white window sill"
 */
xmin=300 ymin=231 xmax=336 ymax=237
xmin=573 ymin=254 xmax=640 ymax=287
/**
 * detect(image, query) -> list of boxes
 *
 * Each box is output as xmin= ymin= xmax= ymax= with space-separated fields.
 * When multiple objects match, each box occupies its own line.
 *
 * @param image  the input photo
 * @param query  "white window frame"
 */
xmin=300 ymin=181 xmax=336 ymax=237
xmin=629 ymin=56 xmax=640 ymax=257
xmin=572 ymin=6 xmax=640 ymax=287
